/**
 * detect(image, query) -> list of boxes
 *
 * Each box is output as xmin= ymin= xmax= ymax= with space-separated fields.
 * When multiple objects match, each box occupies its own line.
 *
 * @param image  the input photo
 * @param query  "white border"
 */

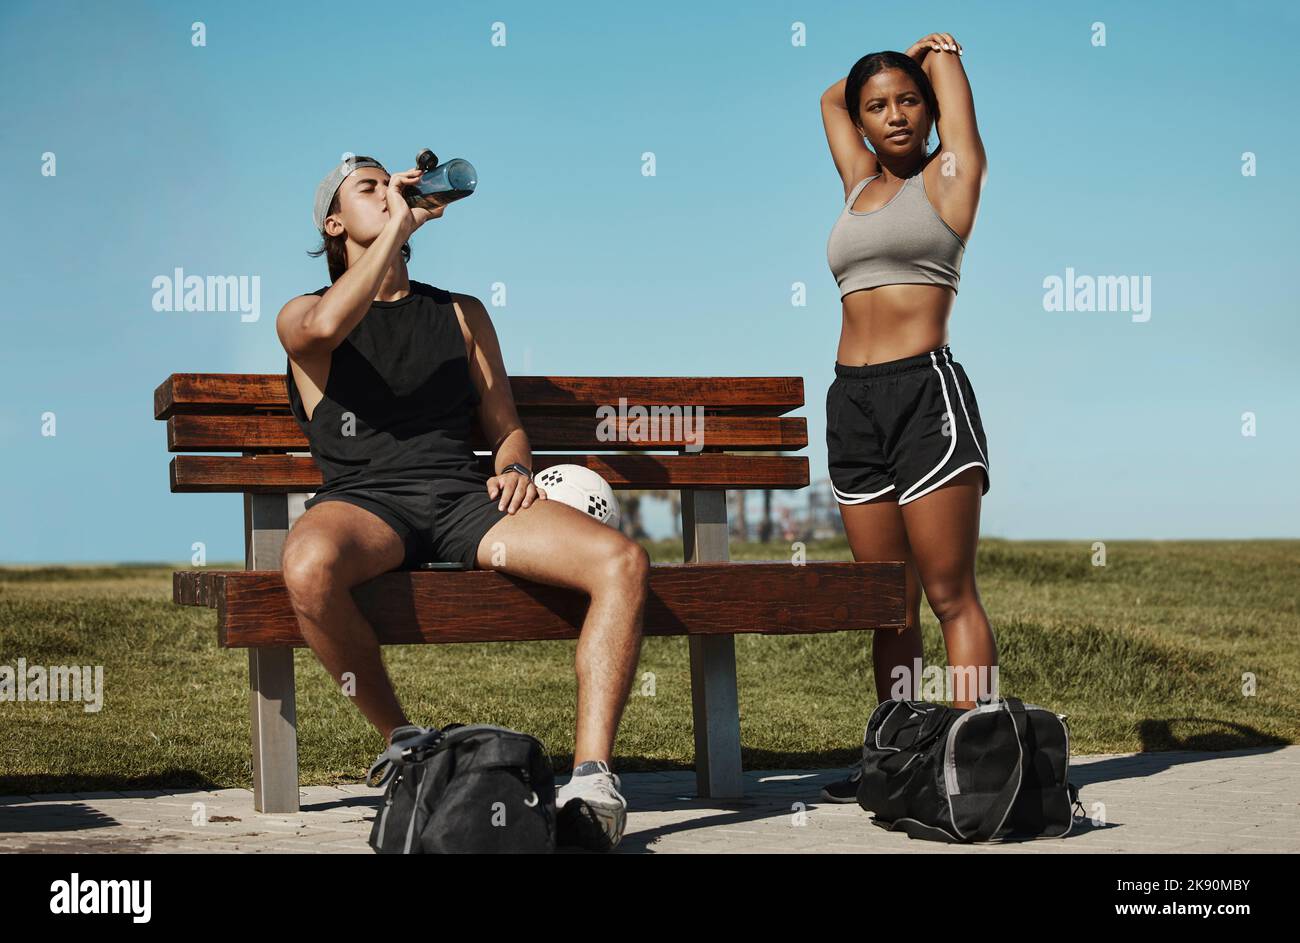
xmin=897 ymin=351 xmax=959 ymax=504
xmin=833 ymin=481 xmax=896 ymax=505
xmin=943 ymin=348 xmax=988 ymax=466
xmin=897 ymin=350 xmax=988 ymax=505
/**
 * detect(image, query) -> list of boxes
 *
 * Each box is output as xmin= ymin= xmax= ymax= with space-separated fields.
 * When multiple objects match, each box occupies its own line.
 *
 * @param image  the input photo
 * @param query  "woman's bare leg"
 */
xmin=838 ymin=495 xmax=924 ymax=702
xmin=898 ymin=467 xmax=997 ymax=709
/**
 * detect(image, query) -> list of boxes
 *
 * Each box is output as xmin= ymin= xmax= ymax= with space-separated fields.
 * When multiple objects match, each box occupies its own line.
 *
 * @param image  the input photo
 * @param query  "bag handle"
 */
xmin=970 ymin=697 xmax=1028 ymax=841
xmin=365 ymin=726 xmax=445 ymax=788
xmin=875 ymin=700 xmax=947 ymax=752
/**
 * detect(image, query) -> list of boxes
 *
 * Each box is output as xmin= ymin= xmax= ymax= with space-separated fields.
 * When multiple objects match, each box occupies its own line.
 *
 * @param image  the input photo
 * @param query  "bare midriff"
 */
xmin=837 ymin=282 xmax=954 ymax=366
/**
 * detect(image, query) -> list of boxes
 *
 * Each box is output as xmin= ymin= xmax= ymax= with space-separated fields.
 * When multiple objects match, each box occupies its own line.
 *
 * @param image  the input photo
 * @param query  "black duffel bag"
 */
xmin=856 ymin=696 xmax=1083 ymax=843
xmin=365 ymin=723 xmax=557 ymax=853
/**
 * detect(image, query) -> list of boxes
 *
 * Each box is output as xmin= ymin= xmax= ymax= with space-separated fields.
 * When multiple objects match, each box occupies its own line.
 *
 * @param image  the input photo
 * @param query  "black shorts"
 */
xmin=827 ymin=344 xmax=990 ymax=506
xmin=302 ymin=475 xmax=510 ymax=570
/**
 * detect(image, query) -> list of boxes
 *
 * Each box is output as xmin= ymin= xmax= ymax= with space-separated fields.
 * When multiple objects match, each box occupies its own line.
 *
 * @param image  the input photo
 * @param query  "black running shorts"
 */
xmin=301 ymin=475 xmax=511 ymax=570
xmin=826 ymin=344 xmax=990 ymax=506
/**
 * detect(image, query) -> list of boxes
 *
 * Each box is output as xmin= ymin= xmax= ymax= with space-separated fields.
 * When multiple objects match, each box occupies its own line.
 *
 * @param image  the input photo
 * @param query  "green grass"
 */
xmin=1 ymin=539 xmax=1297 ymax=795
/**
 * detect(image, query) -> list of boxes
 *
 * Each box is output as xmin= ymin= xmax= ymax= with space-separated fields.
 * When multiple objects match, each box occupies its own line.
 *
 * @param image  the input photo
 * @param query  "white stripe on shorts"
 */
xmin=833 ymin=481 xmax=896 ymax=504
xmin=897 ymin=351 xmax=959 ymax=504
xmin=942 ymin=347 xmax=988 ymax=467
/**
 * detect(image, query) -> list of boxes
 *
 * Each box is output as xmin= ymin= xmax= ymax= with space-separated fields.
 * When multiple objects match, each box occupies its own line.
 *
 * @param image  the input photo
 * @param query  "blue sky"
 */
xmin=2 ymin=0 xmax=1297 ymax=562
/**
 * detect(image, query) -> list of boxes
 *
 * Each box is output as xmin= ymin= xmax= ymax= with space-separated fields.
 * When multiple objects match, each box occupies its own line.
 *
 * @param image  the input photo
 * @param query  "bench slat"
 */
xmin=168 ymin=453 xmax=810 ymax=492
xmin=165 ymin=414 xmax=807 ymax=453
xmin=155 ymin=374 xmax=805 ymax=420
xmin=174 ymin=570 xmax=227 ymax=609
xmin=174 ymin=563 xmax=906 ymax=647
xmin=173 ymin=571 xmax=200 ymax=606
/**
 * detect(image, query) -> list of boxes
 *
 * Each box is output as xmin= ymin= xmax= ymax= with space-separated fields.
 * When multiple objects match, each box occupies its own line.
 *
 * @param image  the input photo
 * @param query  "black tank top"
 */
xmin=284 ymin=281 xmax=486 ymax=493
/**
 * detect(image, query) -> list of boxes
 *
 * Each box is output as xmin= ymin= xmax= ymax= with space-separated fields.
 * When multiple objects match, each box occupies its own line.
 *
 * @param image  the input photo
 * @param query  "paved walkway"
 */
xmin=2 ymin=747 xmax=1295 ymax=853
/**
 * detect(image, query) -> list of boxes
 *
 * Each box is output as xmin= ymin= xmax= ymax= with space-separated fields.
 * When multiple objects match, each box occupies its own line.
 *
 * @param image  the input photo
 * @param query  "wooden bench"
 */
xmin=155 ymin=373 xmax=906 ymax=813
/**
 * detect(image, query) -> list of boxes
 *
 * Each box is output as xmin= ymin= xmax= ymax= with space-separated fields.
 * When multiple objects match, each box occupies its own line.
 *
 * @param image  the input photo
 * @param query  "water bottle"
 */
xmin=402 ymin=148 xmax=477 ymax=211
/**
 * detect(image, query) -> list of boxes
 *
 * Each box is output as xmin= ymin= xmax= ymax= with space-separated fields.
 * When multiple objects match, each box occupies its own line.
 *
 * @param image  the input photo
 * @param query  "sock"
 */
xmin=571 ymin=760 xmax=611 ymax=777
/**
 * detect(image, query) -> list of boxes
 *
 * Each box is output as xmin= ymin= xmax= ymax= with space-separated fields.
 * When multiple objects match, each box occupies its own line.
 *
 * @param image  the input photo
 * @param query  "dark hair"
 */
xmin=306 ymin=155 xmax=411 ymax=283
xmin=844 ymin=51 xmax=940 ymax=149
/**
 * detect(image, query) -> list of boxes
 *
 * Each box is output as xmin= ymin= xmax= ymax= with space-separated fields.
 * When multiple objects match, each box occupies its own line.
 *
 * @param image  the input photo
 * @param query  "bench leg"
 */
xmin=688 ymin=635 xmax=744 ymax=798
xmin=681 ymin=488 xmax=744 ymax=798
xmin=248 ymin=648 xmax=299 ymax=813
xmin=243 ymin=489 xmax=301 ymax=813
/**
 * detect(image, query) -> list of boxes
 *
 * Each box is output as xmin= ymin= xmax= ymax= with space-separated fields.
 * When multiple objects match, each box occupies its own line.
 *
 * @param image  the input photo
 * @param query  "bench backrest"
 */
xmin=154 ymin=374 xmax=810 ymax=492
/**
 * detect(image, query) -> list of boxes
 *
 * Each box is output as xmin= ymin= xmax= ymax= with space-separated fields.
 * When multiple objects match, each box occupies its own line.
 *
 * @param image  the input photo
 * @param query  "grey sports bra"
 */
xmin=826 ymin=169 xmax=966 ymax=298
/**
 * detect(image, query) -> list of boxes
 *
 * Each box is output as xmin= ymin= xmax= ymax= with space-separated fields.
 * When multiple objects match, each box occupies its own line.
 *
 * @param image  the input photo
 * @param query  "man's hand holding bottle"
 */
xmin=385 ymin=167 xmax=443 ymax=240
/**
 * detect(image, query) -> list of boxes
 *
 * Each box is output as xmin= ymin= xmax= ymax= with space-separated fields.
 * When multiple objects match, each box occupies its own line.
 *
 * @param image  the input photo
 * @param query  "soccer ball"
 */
xmin=534 ymin=464 xmax=621 ymax=529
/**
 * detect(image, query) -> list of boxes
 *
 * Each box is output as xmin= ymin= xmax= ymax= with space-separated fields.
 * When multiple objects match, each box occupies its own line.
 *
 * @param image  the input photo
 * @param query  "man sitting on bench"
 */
xmin=276 ymin=155 xmax=648 ymax=851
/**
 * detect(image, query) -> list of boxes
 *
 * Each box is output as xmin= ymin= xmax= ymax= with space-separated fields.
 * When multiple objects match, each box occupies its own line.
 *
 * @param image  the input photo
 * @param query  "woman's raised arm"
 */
xmin=820 ymin=77 xmax=880 ymax=198
xmin=907 ymin=33 xmax=986 ymax=175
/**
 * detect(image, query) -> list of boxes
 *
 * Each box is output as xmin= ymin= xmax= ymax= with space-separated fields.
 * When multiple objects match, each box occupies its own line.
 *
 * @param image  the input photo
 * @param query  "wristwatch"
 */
xmin=503 ymin=462 xmax=533 ymax=481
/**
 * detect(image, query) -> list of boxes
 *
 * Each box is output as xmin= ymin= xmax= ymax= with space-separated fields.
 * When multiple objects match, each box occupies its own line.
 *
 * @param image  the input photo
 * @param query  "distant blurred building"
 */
xmin=725 ymin=478 xmax=843 ymax=543
xmin=626 ymin=480 xmax=846 ymax=543
xmin=804 ymin=477 xmax=844 ymax=540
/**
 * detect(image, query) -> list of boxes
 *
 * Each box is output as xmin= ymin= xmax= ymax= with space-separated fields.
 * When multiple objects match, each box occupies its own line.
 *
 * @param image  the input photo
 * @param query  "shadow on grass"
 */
xmin=0 ymin=769 xmax=221 ymax=800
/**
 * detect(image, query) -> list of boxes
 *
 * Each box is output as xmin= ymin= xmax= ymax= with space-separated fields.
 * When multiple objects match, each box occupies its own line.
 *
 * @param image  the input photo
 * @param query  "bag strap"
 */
xmin=970 ymin=697 xmax=1028 ymax=840
xmin=365 ymin=726 xmax=446 ymax=788
xmin=1068 ymin=781 xmax=1085 ymax=819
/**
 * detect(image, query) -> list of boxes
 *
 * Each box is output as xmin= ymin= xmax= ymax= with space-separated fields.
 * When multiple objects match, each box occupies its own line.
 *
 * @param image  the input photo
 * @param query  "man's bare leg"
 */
xmin=474 ymin=499 xmax=648 ymax=765
xmin=280 ymin=501 xmax=413 ymax=743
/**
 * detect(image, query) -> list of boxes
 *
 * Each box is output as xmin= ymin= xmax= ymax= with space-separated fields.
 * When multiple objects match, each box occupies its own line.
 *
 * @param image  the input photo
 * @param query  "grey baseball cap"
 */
xmin=313 ymin=156 xmax=386 ymax=233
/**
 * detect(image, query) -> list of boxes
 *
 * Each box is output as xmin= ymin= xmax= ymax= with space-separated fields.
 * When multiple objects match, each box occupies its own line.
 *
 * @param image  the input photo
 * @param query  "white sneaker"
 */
xmin=555 ymin=760 xmax=627 ymax=851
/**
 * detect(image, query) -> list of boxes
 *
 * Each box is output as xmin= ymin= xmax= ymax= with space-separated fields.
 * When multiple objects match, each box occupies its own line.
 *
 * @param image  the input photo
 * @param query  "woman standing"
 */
xmin=818 ymin=34 xmax=997 ymax=801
